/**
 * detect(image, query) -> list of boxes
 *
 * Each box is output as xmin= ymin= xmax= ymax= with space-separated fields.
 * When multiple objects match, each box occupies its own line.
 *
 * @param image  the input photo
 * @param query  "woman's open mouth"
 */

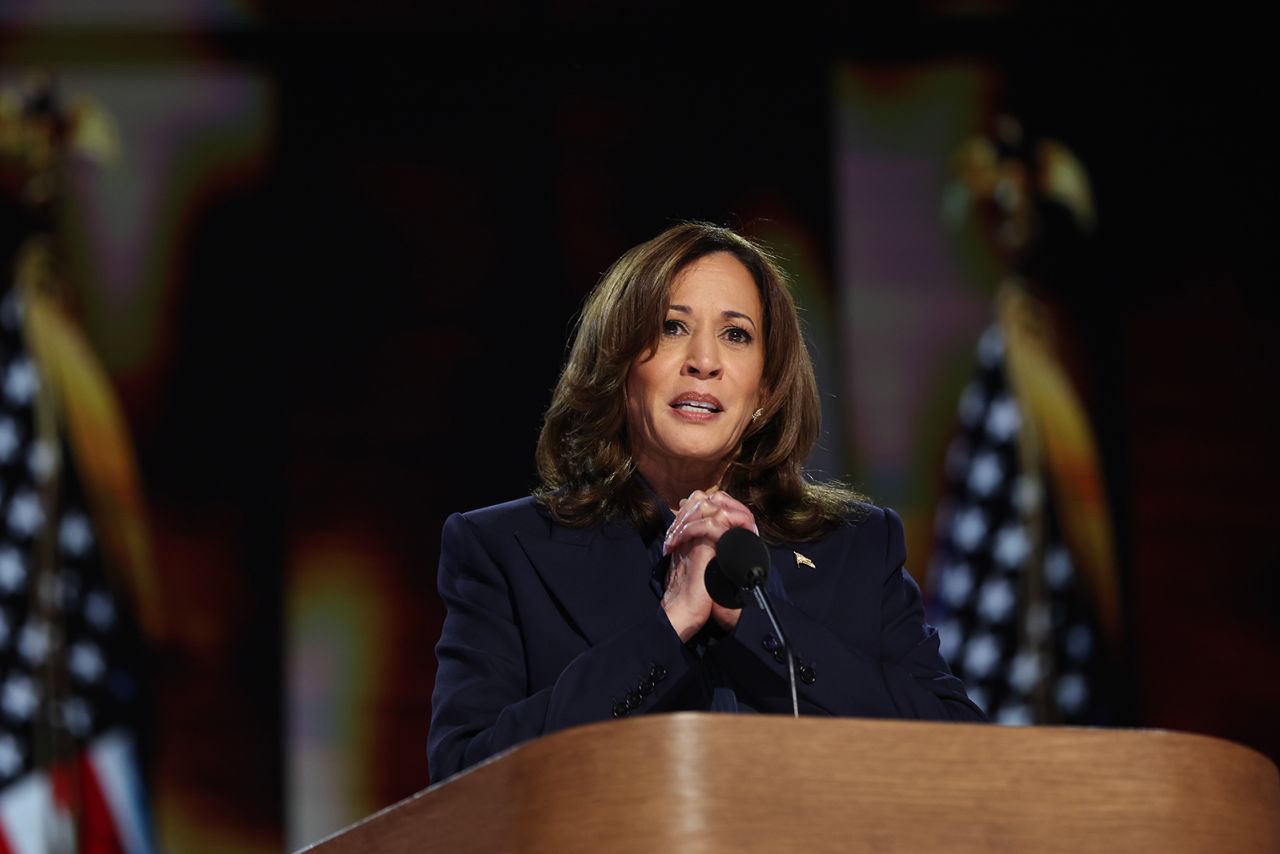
xmin=669 ymin=392 xmax=723 ymax=419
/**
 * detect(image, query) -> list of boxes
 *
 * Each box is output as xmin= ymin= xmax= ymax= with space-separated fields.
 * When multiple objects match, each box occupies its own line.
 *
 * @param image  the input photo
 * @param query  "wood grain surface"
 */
xmin=301 ymin=714 xmax=1280 ymax=853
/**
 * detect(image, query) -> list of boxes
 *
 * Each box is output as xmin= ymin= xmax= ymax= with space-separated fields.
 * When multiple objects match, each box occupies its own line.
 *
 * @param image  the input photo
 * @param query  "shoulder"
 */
xmin=856 ymin=503 xmax=904 ymax=543
xmin=437 ymin=497 xmax=556 ymax=584
xmin=448 ymin=495 xmax=553 ymax=541
xmin=802 ymin=502 xmax=900 ymax=543
xmin=459 ymin=495 xmax=549 ymax=527
xmin=446 ymin=494 xmax=627 ymax=545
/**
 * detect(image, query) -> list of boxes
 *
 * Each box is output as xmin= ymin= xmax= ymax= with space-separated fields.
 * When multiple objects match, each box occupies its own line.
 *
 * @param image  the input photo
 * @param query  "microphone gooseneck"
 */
xmin=710 ymin=528 xmax=801 ymax=717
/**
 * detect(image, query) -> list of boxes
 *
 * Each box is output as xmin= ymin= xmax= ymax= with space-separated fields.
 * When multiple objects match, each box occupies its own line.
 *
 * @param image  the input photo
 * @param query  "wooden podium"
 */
xmin=300 ymin=714 xmax=1280 ymax=853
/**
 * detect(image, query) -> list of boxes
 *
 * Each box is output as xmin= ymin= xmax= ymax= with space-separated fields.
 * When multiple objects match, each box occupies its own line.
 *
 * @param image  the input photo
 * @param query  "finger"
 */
xmin=707 ymin=491 xmax=759 ymax=534
xmin=664 ymin=495 xmax=708 ymax=553
xmin=670 ymin=496 xmax=711 ymax=545
xmin=720 ymin=508 xmax=759 ymax=534
xmin=683 ymin=490 xmax=708 ymax=517
xmin=675 ymin=495 xmax=706 ymax=528
xmin=671 ymin=505 xmax=760 ymax=549
xmin=667 ymin=512 xmax=734 ymax=549
xmin=664 ymin=499 xmax=698 ymax=552
xmin=709 ymin=490 xmax=746 ymax=514
xmin=706 ymin=497 xmax=750 ymax=522
xmin=698 ymin=496 xmax=753 ymax=532
xmin=672 ymin=506 xmax=726 ymax=546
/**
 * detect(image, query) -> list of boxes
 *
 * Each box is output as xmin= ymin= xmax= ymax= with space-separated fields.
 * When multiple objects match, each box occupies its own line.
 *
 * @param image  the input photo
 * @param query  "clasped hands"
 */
xmin=660 ymin=489 xmax=759 ymax=643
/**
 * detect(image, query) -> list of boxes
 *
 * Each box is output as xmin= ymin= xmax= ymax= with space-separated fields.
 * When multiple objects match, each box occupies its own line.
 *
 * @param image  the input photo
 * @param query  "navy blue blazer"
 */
xmin=428 ymin=496 xmax=985 ymax=781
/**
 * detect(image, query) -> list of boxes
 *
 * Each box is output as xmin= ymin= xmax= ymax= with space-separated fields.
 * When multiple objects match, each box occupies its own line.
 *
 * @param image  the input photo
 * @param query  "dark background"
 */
xmin=6 ymin=6 xmax=1277 ymax=849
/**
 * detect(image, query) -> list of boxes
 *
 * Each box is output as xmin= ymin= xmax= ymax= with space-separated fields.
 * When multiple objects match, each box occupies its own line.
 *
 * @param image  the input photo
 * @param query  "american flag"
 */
xmin=0 ymin=286 xmax=152 ymax=854
xmin=927 ymin=322 xmax=1117 ymax=726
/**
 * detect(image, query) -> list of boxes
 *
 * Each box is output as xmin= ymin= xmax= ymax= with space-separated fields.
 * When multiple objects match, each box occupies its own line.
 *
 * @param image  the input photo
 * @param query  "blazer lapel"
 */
xmin=515 ymin=519 xmax=660 ymax=646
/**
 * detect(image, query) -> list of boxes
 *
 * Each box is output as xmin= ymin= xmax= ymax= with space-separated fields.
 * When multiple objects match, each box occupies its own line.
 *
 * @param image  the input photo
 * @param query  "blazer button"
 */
xmin=612 ymin=702 xmax=628 ymax=718
xmin=639 ymin=678 xmax=655 ymax=696
xmin=625 ymin=691 xmax=642 ymax=710
xmin=799 ymin=664 xmax=817 ymax=685
xmin=650 ymin=664 xmax=668 ymax=682
xmin=761 ymin=634 xmax=780 ymax=652
xmin=772 ymin=649 xmax=785 ymax=664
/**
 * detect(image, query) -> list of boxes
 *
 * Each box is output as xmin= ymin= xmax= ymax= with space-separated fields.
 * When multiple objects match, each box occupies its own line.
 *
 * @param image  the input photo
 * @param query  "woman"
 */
xmin=428 ymin=223 xmax=984 ymax=782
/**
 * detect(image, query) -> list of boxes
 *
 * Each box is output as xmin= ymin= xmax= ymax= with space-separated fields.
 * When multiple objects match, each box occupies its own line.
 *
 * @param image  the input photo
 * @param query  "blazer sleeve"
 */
xmin=428 ymin=512 xmax=699 ymax=781
xmin=713 ymin=507 xmax=987 ymax=722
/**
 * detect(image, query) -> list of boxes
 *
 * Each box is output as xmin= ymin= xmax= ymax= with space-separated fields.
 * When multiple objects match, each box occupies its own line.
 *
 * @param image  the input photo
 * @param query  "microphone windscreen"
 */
xmin=716 ymin=527 xmax=770 ymax=587
xmin=704 ymin=558 xmax=748 ymax=609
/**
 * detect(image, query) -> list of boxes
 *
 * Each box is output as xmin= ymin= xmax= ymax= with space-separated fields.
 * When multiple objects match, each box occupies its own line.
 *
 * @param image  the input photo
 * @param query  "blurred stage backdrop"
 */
xmin=1 ymin=3 xmax=1276 ymax=851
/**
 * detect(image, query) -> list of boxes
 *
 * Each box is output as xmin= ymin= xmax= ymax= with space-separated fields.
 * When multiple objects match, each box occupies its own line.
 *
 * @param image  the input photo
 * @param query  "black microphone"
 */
xmin=708 ymin=527 xmax=802 ymax=716
xmin=704 ymin=527 xmax=767 ymax=608
xmin=703 ymin=556 xmax=749 ymax=609
xmin=715 ymin=527 xmax=771 ymax=589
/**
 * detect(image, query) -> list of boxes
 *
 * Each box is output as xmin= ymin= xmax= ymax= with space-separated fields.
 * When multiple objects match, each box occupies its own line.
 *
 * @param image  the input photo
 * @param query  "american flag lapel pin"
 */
xmin=794 ymin=551 xmax=816 ymax=569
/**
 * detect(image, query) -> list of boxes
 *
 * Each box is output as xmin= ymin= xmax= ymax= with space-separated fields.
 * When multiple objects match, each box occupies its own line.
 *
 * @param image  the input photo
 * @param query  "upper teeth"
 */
xmin=676 ymin=401 xmax=717 ymax=411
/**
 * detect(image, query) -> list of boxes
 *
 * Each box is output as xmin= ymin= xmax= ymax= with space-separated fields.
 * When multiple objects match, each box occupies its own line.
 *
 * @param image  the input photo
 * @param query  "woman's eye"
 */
xmin=724 ymin=326 xmax=753 ymax=344
xmin=662 ymin=318 xmax=686 ymax=336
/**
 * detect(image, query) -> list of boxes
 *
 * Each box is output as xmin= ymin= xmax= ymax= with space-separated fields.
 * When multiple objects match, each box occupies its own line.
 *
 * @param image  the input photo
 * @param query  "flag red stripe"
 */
xmin=45 ymin=754 xmax=126 ymax=854
xmin=77 ymin=753 xmax=127 ymax=854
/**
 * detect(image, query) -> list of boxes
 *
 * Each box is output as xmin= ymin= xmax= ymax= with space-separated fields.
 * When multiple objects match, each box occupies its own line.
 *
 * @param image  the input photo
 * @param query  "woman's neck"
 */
xmin=635 ymin=456 xmax=727 ymax=513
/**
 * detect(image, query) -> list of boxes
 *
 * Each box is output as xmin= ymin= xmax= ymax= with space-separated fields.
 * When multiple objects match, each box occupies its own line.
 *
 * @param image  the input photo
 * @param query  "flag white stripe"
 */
xmin=0 ymin=771 xmax=53 ymax=854
xmin=90 ymin=729 xmax=153 ymax=854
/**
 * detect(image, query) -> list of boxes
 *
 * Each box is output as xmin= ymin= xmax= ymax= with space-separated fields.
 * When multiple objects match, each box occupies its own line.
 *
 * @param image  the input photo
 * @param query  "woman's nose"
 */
xmin=682 ymin=332 xmax=722 ymax=378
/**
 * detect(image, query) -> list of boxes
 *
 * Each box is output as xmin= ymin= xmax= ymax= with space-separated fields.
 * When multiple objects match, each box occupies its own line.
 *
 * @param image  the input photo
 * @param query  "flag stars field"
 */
xmin=5 ymin=492 xmax=43 ymax=538
xmin=993 ymin=524 xmax=1030 ymax=569
xmin=940 ymin=563 xmax=974 ymax=608
xmin=0 ymin=420 xmax=17 ymax=464
xmin=69 ymin=642 xmax=106 ymax=683
xmin=984 ymin=395 xmax=1021 ymax=443
xmin=0 ymin=735 xmax=20 ymax=781
xmin=2 ymin=359 xmax=37 ymax=407
xmin=16 ymin=622 xmax=51 ymax=665
xmin=59 ymin=513 xmax=94 ymax=557
xmin=84 ymin=591 xmax=116 ymax=631
xmin=927 ymin=325 xmax=1110 ymax=726
xmin=967 ymin=451 xmax=1004 ymax=497
xmin=2 ymin=675 xmax=38 ymax=721
xmin=1 ymin=260 xmax=152 ymax=852
xmin=0 ymin=550 xmax=20 ymax=593
xmin=963 ymin=633 xmax=1002 ymax=679
xmin=952 ymin=506 xmax=988 ymax=553
xmin=977 ymin=578 xmax=1016 ymax=623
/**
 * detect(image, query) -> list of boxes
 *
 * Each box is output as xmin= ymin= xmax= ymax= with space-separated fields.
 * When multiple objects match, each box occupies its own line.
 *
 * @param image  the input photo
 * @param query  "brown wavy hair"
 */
xmin=535 ymin=222 xmax=864 ymax=543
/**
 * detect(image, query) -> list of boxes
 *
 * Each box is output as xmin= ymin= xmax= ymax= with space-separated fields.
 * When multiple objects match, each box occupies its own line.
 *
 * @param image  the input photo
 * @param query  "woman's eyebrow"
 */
xmin=668 ymin=305 xmax=758 ymax=330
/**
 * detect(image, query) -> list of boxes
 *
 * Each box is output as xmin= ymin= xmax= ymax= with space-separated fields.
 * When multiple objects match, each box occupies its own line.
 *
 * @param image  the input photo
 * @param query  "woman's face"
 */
xmin=625 ymin=252 xmax=766 ymax=479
